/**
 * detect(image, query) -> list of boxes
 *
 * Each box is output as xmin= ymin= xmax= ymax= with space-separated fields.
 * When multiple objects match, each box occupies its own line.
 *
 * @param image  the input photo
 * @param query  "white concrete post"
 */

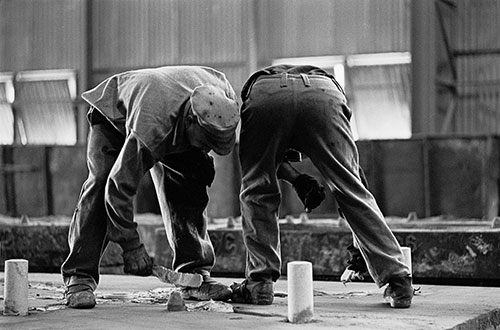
xmin=3 ymin=259 xmax=29 ymax=316
xmin=401 ymin=247 xmax=412 ymax=275
xmin=287 ymin=261 xmax=313 ymax=323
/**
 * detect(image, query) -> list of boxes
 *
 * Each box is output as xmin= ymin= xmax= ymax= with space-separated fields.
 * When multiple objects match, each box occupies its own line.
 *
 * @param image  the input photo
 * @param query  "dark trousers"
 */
xmin=239 ymin=73 xmax=409 ymax=286
xmin=61 ymin=114 xmax=215 ymax=290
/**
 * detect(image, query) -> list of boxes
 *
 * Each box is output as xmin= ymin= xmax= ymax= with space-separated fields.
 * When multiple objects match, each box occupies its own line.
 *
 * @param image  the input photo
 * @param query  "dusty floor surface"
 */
xmin=1 ymin=273 xmax=500 ymax=330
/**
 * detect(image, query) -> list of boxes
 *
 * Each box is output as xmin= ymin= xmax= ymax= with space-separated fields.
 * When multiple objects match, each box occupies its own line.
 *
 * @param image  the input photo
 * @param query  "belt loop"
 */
xmin=300 ymin=73 xmax=311 ymax=87
xmin=280 ymin=73 xmax=288 ymax=87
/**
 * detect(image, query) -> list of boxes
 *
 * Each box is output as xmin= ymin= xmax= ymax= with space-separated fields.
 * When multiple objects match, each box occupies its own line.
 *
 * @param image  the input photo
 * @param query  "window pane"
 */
xmin=348 ymin=64 xmax=411 ymax=140
xmin=0 ymin=74 xmax=15 ymax=145
xmin=15 ymin=70 xmax=77 ymax=145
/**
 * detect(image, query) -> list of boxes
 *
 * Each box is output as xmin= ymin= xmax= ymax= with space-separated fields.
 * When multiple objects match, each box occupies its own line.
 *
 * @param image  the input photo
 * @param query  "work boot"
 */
xmin=181 ymin=275 xmax=232 ymax=301
xmin=230 ymin=279 xmax=274 ymax=305
xmin=383 ymin=275 xmax=413 ymax=308
xmin=122 ymin=243 xmax=153 ymax=276
xmin=65 ymin=284 xmax=96 ymax=309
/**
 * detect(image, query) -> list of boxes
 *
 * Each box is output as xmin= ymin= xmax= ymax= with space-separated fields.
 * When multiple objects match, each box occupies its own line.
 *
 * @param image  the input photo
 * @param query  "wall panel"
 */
xmin=258 ymin=0 xmax=410 ymax=60
xmin=48 ymin=146 xmax=87 ymax=215
xmin=358 ymin=140 xmax=426 ymax=217
xmin=0 ymin=147 xmax=8 ymax=214
xmin=0 ymin=0 xmax=86 ymax=77
xmin=177 ymin=0 xmax=247 ymax=65
xmin=92 ymin=0 xmax=179 ymax=69
xmin=427 ymin=139 xmax=486 ymax=218
xmin=13 ymin=147 xmax=49 ymax=216
xmin=443 ymin=0 xmax=500 ymax=135
xmin=93 ymin=0 xmax=247 ymax=71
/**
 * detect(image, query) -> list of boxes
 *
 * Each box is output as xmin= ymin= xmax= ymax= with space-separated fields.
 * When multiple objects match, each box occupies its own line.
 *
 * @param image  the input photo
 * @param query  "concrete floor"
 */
xmin=1 ymin=273 xmax=500 ymax=330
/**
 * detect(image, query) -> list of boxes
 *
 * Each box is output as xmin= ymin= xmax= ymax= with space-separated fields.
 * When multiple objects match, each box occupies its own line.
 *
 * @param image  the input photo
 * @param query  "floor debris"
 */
xmin=186 ymin=300 xmax=234 ymax=313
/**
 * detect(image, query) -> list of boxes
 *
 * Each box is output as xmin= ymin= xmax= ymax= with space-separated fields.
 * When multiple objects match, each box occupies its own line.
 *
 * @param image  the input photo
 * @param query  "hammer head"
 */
xmin=152 ymin=265 xmax=203 ymax=288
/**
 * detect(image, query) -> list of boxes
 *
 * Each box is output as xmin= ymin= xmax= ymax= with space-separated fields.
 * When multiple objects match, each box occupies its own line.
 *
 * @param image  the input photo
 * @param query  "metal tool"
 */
xmin=152 ymin=265 xmax=203 ymax=288
xmin=340 ymin=267 xmax=365 ymax=286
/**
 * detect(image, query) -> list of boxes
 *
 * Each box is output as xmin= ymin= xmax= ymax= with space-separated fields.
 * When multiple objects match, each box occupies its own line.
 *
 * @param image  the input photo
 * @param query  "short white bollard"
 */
xmin=3 ymin=259 xmax=29 ymax=316
xmin=401 ymin=247 xmax=412 ymax=275
xmin=287 ymin=261 xmax=313 ymax=324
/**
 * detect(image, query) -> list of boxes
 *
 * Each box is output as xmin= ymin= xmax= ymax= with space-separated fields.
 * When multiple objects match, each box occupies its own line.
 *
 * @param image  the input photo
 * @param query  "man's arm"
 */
xmin=277 ymin=160 xmax=326 ymax=213
xmin=277 ymin=160 xmax=302 ymax=183
xmin=105 ymin=133 xmax=156 ymax=275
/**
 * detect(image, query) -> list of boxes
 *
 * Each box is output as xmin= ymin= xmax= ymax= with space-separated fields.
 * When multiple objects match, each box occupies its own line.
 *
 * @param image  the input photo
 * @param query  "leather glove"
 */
xmin=346 ymin=244 xmax=368 ymax=273
xmin=122 ymin=243 xmax=153 ymax=276
xmin=341 ymin=243 xmax=369 ymax=284
xmin=292 ymin=174 xmax=326 ymax=212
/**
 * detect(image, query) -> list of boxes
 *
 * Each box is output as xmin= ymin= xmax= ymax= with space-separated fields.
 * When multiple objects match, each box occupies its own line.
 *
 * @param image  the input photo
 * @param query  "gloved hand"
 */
xmin=292 ymin=174 xmax=326 ymax=212
xmin=185 ymin=149 xmax=215 ymax=187
xmin=122 ymin=243 xmax=153 ymax=276
xmin=341 ymin=243 xmax=369 ymax=284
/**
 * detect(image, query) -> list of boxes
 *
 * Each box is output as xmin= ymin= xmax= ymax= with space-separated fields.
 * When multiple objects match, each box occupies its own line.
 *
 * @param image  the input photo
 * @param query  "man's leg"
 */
xmin=292 ymin=79 xmax=412 ymax=307
xmin=235 ymin=77 xmax=298 ymax=304
xmin=61 ymin=113 xmax=123 ymax=308
xmin=150 ymin=149 xmax=230 ymax=301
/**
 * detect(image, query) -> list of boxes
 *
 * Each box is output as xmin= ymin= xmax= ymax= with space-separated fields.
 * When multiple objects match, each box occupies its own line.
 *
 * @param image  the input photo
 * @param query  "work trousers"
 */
xmin=61 ymin=113 xmax=215 ymax=290
xmin=239 ymin=73 xmax=410 ymax=287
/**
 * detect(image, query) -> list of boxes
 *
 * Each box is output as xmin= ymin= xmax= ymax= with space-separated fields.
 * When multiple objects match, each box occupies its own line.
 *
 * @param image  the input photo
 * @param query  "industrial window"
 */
xmin=273 ymin=52 xmax=412 ymax=140
xmin=14 ymin=70 xmax=78 ymax=145
xmin=0 ymin=73 xmax=15 ymax=145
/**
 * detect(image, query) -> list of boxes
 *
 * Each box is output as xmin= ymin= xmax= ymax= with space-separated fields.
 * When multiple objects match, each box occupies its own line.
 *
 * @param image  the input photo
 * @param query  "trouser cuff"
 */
xmin=65 ymin=275 xmax=97 ymax=292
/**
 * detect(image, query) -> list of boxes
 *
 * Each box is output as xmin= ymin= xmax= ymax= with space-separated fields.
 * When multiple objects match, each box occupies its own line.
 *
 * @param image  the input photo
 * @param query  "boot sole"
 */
xmin=253 ymin=296 xmax=273 ymax=305
xmin=67 ymin=298 xmax=96 ymax=309
xmin=66 ymin=291 xmax=96 ymax=309
xmin=389 ymin=299 xmax=412 ymax=308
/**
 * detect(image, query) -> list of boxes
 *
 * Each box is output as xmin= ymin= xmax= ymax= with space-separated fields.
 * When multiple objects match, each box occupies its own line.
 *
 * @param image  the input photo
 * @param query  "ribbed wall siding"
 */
xmin=448 ymin=0 xmax=500 ymax=135
xmin=1 ymin=0 xmax=499 ymax=138
xmin=259 ymin=0 xmax=411 ymax=59
xmin=0 ymin=0 xmax=86 ymax=72
xmin=92 ymin=0 xmax=179 ymax=69
xmin=177 ymin=0 xmax=247 ymax=65
xmin=454 ymin=0 xmax=500 ymax=51
xmin=92 ymin=0 xmax=248 ymax=69
xmin=1 ymin=0 xmax=412 ymax=89
xmin=1 ymin=0 xmax=500 ymax=219
xmin=454 ymin=55 xmax=500 ymax=135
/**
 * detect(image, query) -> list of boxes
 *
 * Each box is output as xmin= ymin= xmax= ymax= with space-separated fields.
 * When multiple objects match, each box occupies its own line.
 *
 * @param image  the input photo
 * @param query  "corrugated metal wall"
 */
xmin=0 ymin=0 xmax=86 ymax=84
xmin=0 ymin=0 xmax=414 ymax=92
xmin=92 ymin=0 xmax=179 ymax=70
xmin=258 ymin=0 xmax=410 ymax=59
xmin=1 ymin=0 xmax=500 ymax=218
xmin=445 ymin=0 xmax=500 ymax=135
xmin=91 ymin=0 xmax=250 ymax=90
xmin=2 ymin=0 xmax=499 ymax=136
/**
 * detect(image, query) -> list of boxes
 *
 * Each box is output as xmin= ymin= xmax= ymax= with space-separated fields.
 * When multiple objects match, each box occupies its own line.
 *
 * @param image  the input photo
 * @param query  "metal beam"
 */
xmin=411 ymin=0 xmax=438 ymax=135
